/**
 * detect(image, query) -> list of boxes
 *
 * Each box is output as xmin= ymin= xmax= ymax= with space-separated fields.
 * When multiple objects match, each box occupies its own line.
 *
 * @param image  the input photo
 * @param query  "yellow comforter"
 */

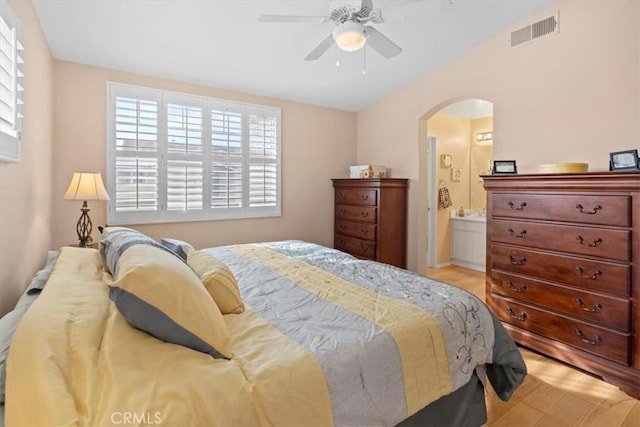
xmin=6 ymin=243 xmax=497 ymax=426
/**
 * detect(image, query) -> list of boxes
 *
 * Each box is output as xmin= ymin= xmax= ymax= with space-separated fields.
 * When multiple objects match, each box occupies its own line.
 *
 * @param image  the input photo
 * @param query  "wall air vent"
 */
xmin=509 ymin=11 xmax=559 ymax=49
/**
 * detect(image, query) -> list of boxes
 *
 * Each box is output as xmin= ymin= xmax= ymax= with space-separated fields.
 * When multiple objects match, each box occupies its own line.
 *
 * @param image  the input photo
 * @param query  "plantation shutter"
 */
xmin=248 ymin=108 xmax=279 ymax=209
xmin=0 ymin=1 xmax=23 ymax=161
xmin=107 ymin=83 xmax=281 ymax=224
xmin=108 ymin=86 xmax=162 ymax=223
xmin=210 ymin=105 xmax=243 ymax=213
xmin=165 ymin=98 xmax=205 ymax=218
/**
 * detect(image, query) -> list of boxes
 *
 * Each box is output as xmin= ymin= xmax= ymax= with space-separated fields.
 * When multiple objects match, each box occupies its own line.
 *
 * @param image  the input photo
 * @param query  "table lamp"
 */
xmin=63 ymin=172 xmax=110 ymax=247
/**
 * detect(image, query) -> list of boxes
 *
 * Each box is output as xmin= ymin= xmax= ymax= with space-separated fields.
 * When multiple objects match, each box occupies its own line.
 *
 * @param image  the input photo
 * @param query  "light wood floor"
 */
xmin=424 ymin=265 xmax=640 ymax=427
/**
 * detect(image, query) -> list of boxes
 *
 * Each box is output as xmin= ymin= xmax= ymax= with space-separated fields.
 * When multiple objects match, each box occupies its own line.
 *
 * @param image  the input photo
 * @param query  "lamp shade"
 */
xmin=63 ymin=172 xmax=110 ymax=201
xmin=332 ymin=21 xmax=366 ymax=52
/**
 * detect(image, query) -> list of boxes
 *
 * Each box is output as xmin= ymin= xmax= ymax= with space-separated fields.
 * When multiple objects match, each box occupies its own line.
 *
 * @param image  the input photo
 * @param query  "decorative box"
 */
xmin=349 ymin=165 xmax=387 ymax=179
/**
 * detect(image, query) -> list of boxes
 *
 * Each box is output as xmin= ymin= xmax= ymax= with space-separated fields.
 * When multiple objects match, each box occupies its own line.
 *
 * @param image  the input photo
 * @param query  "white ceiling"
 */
xmin=32 ymin=0 xmax=553 ymax=112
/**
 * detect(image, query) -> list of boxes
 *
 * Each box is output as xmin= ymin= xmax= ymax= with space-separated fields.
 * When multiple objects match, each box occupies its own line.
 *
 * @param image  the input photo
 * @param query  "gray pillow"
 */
xmin=160 ymin=238 xmax=194 ymax=263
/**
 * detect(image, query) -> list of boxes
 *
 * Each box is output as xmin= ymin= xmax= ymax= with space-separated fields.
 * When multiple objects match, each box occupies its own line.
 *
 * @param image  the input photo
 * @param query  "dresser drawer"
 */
xmin=491 ymin=219 xmax=631 ymax=262
xmin=492 ymin=295 xmax=630 ymax=365
xmin=491 ymin=271 xmax=630 ymax=331
xmin=334 ymin=188 xmax=378 ymax=206
xmin=335 ymin=205 xmax=377 ymax=223
xmin=335 ymin=220 xmax=376 ymax=241
xmin=334 ymin=235 xmax=376 ymax=259
xmin=491 ymin=193 xmax=630 ymax=227
xmin=491 ymin=244 xmax=630 ymax=297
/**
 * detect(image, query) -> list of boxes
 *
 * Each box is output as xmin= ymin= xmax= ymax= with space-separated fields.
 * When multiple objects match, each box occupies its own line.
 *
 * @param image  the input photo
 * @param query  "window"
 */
xmin=0 ymin=0 xmax=23 ymax=162
xmin=107 ymin=83 xmax=281 ymax=225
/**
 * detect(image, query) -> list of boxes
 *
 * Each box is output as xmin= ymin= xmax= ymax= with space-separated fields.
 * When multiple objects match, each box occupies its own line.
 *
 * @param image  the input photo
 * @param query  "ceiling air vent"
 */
xmin=509 ymin=11 xmax=558 ymax=49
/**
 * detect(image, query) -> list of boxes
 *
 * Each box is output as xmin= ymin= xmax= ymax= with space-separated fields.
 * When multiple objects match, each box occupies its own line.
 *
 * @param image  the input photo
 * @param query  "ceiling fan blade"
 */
xmin=258 ymin=14 xmax=328 ymax=23
xmin=360 ymin=0 xmax=374 ymax=15
xmin=364 ymin=26 xmax=402 ymax=58
xmin=304 ymin=35 xmax=335 ymax=61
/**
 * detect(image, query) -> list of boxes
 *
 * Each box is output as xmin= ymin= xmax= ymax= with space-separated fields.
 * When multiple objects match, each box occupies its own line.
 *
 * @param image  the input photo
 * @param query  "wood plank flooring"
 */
xmin=423 ymin=265 xmax=640 ymax=427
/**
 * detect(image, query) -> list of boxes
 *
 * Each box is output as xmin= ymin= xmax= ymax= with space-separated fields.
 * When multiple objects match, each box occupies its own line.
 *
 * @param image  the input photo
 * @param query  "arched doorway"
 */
xmin=420 ymin=98 xmax=493 ymax=272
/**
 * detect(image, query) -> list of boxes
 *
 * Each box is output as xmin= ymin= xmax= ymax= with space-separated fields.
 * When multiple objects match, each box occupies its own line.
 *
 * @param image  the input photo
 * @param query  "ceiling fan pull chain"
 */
xmin=362 ymin=46 xmax=367 ymax=75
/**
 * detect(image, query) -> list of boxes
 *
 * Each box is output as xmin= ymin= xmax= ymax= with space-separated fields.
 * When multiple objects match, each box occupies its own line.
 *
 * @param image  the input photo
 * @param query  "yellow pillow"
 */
xmin=188 ymin=250 xmax=245 ymax=314
xmin=108 ymin=244 xmax=230 ymax=359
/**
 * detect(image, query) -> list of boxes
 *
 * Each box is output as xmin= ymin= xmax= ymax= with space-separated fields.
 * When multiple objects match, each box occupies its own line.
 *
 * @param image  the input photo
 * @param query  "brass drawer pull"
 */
xmin=507 ymin=281 xmax=527 ymax=293
xmin=574 ymin=329 xmax=601 ymax=345
xmin=339 ymin=224 xmax=348 ymax=230
xmin=339 ymin=193 xmax=347 ymax=199
xmin=576 ymin=236 xmax=603 ymax=247
xmin=339 ymin=209 xmax=347 ymax=215
xmin=360 ymin=229 xmax=369 ymax=235
xmin=576 ymin=204 xmax=603 ymax=215
xmin=506 ymin=254 xmax=527 ymax=265
xmin=507 ymin=201 xmax=527 ymax=210
xmin=507 ymin=228 xmax=527 ymax=238
xmin=575 ymin=266 xmax=602 ymax=280
xmin=506 ymin=308 xmax=527 ymax=321
xmin=360 ymin=211 xmax=369 ymax=218
xmin=360 ymin=194 xmax=369 ymax=200
xmin=574 ymin=298 xmax=602 ymax=313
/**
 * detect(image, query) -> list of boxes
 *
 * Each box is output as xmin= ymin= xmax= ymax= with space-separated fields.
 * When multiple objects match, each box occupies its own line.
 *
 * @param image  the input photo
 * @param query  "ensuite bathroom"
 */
xmin=427 ymin=98 xmax=493 ymax=272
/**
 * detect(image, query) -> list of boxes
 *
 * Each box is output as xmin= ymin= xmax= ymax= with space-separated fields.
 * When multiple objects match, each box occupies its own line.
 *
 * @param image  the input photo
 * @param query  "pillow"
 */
xmin=188 ymin=250 xmax=244 ymax=314
xmin=108 ymin=243 xmax=230 ymax=359
xmin=99 ymin=226 xmax=184 ymax=275
xmin=160 ymin=238 xmax=194 ymax=263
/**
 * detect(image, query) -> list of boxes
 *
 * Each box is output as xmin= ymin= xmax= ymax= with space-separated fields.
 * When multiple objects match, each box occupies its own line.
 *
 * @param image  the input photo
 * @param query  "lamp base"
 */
xmin=76 ymin=201 xmax=93 ymax=247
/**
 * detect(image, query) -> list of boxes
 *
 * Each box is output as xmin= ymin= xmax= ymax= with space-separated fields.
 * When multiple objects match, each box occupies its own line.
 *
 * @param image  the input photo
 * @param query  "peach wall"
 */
xmin=357 ymin=1 xmax=640 ymax=273
xmin=426 ymin=113 xmax=470 ymax=265
xmin=0 ymin=1 xmax=53 ymax=315
xmin=52 ymin=61 xmax=357 ymax=251
xmin=469 ymin=116 xmax=493 ymax=210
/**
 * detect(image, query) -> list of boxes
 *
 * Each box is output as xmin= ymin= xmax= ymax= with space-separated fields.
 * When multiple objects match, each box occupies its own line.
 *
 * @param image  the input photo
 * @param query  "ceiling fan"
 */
xmin=258 ymin=0 xmax=405 ymax=61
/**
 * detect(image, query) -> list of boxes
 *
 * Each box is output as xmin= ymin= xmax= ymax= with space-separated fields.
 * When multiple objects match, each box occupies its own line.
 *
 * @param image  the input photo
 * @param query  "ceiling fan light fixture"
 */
xmin=332 ymin=21 xmax=366 ymax=52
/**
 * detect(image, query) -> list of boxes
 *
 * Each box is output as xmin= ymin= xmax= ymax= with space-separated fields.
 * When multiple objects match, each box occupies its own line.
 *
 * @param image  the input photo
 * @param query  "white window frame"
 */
xmin=0 ymin=0 xmax=23 ymax=162
xmin=107 ymin=82 xmax=282 ymax=225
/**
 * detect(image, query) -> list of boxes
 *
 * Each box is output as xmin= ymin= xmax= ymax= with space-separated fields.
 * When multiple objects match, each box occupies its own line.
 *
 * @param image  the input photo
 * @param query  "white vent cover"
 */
xmin=509 ymin=11 xmax=559 ymax=48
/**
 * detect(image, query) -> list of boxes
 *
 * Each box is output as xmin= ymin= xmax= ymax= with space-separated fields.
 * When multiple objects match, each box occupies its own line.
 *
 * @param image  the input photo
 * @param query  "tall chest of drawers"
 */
xmin=483 ymin=172 xmax=640 ymax=398
xmin=332 ymin=178 xmax=408 ymax=269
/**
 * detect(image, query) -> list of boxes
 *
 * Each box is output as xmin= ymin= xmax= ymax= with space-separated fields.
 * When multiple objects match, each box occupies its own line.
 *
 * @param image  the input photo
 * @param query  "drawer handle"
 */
xmin=507 ymin=281 xmax=527 ymax=293
xmin=339 ymin=224 xmax=348 ymax=230
xmin=339 ymin=209 xmax=348 ymax=215
xmin=575 ymin=267 xmax=602 ymax=280
xmin=360 ymin=211 xmax=369 ymax=218
xmin=574 ymin=298 xmax=602 ymax=313
xmin=360 ymin=229 xmax=369 ymax=235
xmin=506 ymin=307 xmax=527 ymax=321
xmin=507 ymin=201 xmax=527 ymax=210
xmin=339 ymin=193 xmax=347 ymax=199
xmin=507 ymin=228 xmax=527 ymax=238
xmin=360 ymin=194 xmax=369 ymax=200
xmin=574 ymin=329 xmax=601 ymax=345
xmin=360 ymin=243 xmax=370 ymax=251
xmin=576 ymin=236 xmax=603 ymax=247
xmin=506 ymin=254 xmax=527 ymax=265
xmin=576 ymin=204 xmax=603 ymax=215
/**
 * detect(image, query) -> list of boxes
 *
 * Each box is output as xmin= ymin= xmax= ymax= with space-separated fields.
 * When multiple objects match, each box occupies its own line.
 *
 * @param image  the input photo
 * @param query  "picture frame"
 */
xmin=609 ymin=149 xmax=639 ymax=171
xmin=440 ymin=153 xmax=452 ymax=168
xmin=492 ymin=160 xmax=518 ymax=174
xmin=451 ymin=168 xmax=462 ymax=182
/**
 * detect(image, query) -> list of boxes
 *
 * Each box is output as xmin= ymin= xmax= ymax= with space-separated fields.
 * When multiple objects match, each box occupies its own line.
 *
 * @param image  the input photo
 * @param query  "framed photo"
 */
xmin=440 ymin=153 xmax=452 ymax=168
xmin=451 ymin=168 xmax=462 ymax=182
xmin=492 ymin=160 xmax=518 ymax=174
xmin=609 ymin=149 xmax=639 ymax=171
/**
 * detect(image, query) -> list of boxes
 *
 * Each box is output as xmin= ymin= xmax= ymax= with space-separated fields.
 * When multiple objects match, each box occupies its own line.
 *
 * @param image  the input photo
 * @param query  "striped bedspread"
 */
xmin=6 ymin=240 xmax=525 ymax=427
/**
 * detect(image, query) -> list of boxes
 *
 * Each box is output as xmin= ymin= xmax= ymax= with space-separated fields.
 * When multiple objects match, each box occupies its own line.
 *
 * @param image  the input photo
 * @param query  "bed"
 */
xmin=3 ymin=229 xmax=526 ymax=426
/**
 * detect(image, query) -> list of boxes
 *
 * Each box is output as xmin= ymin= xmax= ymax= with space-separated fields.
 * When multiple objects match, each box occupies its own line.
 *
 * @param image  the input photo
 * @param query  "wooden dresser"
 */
xmin=483 ymin=172 xmax=640 ymax=398
xmin=332 ymin=178 xmax=408 ymax=269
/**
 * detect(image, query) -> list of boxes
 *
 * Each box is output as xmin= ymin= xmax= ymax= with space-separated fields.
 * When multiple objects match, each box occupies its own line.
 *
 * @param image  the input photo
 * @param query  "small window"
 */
xmin=107 ymin=83 xmax=281 ymax=225
xmin=0 ymin=0 xmax=24 ymax=162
